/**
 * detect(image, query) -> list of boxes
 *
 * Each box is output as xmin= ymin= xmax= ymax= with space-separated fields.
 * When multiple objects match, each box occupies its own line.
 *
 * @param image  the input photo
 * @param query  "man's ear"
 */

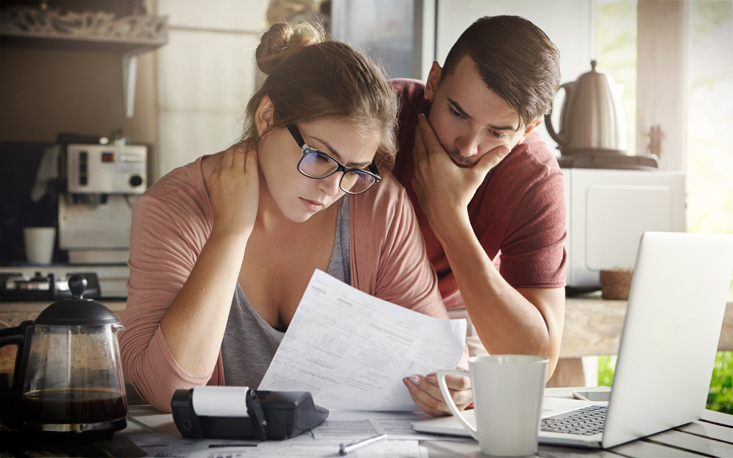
xmin=424 ymin=61 xmax=442 ymax=101
xmin=521 ymin=117 xmax=544 ymax=140
xmin=255 ymin=96 xmax=275 ymax=138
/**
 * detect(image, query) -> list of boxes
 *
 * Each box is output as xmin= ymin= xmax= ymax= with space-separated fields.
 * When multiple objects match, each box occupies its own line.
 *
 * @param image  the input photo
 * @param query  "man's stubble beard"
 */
xmin=443 ymin=143 xmax=478 ymax=168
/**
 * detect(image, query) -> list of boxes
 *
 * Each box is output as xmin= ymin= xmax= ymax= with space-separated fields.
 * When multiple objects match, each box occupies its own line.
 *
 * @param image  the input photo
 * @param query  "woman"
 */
xmin=120 ymin=22 xmax=470 ymax=415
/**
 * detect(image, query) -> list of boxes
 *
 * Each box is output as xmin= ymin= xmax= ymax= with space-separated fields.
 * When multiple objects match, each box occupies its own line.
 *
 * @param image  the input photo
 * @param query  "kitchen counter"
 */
xmin=547 ymin=294 xmax=733 ymax=387
xmin=2 ymin=297 xmax=732 ymax=386
xmin=5 ymin=296 xmax=732 ymax=350
xmin=0 ymin=299 xmax=127 ymax=314
xmin=561 ymin=294 xmax=733 ymax=356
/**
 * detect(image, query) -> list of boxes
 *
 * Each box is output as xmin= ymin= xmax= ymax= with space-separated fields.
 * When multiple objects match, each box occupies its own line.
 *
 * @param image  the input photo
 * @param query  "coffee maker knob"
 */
xmin=68 ymin=275 xmax=88 ymax=299
xmin=129 ymin=175 xmax=143 ymax=187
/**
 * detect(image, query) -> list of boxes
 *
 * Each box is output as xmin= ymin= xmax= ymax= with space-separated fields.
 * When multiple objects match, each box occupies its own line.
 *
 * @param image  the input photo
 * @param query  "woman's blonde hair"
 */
xmin=243 ymin=22 xmax=398 ymax=172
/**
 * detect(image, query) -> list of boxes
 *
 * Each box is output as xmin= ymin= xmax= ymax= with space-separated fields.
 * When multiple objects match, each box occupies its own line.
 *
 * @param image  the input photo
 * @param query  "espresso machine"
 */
xmin=59 ymin=142 xmax=147 ymax=265
xmin=0 ymin=137 xmax=147 ymax=300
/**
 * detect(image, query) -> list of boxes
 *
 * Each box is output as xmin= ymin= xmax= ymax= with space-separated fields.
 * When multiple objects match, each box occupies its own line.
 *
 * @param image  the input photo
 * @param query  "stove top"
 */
xmin=0 ymin=265 xmax=129 ymax=300
xmin=0 ymin=271 xmax=102 ymax=302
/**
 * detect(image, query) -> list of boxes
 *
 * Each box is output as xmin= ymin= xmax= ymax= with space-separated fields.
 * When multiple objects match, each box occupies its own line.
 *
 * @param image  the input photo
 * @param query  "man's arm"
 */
xmin=411 ymin=114 xmax=565 ymax=376
xmin=439 ymin=220 xmax=565 ymax=376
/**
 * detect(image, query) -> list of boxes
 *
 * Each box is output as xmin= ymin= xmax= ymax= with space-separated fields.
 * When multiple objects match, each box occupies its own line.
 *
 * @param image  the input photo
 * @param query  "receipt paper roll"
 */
xmin=191 ymin=386 xmax=250 ymax=417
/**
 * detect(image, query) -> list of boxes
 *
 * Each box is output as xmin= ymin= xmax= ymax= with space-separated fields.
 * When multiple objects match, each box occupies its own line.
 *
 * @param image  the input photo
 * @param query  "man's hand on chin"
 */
xmin=411 ymin=113 xmax=510 ymax=238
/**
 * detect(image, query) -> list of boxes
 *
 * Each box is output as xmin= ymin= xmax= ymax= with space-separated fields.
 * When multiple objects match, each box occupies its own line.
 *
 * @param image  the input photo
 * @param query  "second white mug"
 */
xmin=23 ymin=227 xmax=56 ymax=265
xmin=438 ymin=354 xmax=548 ymax=457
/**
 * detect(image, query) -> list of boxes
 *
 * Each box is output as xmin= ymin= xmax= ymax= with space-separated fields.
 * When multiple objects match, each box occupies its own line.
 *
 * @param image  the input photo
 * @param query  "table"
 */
xmin=2 ymin=387 xmax=731 ymax=457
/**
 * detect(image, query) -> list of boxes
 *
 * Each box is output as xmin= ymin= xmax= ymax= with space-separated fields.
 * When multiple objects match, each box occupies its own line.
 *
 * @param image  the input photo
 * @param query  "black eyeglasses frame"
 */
xmin=287 ymin=124 xmax=381 ymax=195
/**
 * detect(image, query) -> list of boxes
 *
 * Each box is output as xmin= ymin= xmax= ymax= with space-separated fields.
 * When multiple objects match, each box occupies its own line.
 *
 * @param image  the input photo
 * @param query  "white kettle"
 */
xmin=545 ymin=60 xmax=628 ymax=156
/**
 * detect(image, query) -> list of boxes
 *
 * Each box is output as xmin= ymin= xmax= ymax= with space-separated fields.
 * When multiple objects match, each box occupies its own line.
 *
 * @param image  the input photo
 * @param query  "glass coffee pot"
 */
xmin=0 ymin=275 xmax=127 ymax=439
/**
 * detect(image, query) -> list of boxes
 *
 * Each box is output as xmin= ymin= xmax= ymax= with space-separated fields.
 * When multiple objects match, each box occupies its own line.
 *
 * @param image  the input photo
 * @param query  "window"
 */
xmin=687 ymin=1 xmax=733 ymax=298
xmin=155 ymin=0 xmax=269 ymax=178
xmin=687 ymin=1 xmax=733 ymax=239
xmin=598 ymin=0 xmax=732 ymax=295
xmin=597 ymin=0 xmax=637 ymax=157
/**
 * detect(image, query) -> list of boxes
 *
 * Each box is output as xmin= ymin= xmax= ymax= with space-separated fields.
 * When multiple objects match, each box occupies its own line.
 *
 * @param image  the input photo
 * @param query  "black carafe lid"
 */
xmin=34 ymin=275 xmax=120 ymax=326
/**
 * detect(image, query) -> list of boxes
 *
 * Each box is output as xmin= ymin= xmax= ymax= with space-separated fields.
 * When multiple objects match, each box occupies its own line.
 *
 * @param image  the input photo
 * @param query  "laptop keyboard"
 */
xmin=541 ymin=405 xmax=608 ymax=436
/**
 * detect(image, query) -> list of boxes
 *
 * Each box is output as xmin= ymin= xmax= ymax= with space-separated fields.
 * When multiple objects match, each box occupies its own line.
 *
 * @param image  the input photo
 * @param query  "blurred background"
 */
xmin=0 ymin=0 xmax=731 ymax=410
xmin=1 ymin=0 xmax=729 ymax=234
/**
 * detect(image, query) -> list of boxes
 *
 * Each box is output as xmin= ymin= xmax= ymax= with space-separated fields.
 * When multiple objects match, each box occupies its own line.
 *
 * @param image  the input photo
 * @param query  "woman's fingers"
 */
xmin=433 ymin=372 xmax=471 ymax=392
xmin=403 ymin=373 xmax=473 ymax=417
xmin=209 ymin=142 xmax=260 ymax=237
xmin=404 ymin=375 xmax=447 ymax=416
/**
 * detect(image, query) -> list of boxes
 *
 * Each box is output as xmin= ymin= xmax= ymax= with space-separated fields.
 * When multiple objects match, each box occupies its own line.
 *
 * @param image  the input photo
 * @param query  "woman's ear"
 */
xmin=255 ymin=96 xmax=276 ymax=138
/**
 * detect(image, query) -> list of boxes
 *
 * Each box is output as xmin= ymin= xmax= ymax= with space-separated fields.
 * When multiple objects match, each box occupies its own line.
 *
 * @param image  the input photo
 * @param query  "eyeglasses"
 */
xmin=287 ymin=124 xmax=381 ymax=195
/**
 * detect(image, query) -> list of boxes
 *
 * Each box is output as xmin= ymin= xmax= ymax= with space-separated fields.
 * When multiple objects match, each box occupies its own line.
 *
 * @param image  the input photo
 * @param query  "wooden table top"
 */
xmin=2 ymin=387 xmax=731 ymax=457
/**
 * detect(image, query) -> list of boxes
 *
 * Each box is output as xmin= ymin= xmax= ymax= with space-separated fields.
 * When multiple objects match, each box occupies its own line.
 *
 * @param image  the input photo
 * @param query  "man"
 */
xmin=396 ymin=16 xmax=566 ymax=415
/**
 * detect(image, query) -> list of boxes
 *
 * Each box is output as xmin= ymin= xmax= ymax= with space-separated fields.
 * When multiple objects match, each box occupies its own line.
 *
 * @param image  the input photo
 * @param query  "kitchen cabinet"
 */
xmin=0 ymin=5 xmax=167 ymax=118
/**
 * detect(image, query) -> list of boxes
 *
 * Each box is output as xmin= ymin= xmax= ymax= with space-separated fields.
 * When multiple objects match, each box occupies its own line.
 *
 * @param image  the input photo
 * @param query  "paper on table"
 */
xmin=311 ymin=410 xmax=474 ymax=441
xmin=259 ymin=269 xmax=466 ymax=411
xmin=256 ymin=439 xmax=427 ymax=457
xmin=129 ymin=434 xmax=428 ymax=458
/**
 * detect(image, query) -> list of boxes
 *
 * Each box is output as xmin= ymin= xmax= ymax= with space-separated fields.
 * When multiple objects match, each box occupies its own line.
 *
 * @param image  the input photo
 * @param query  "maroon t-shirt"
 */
xmin=391 ymin=79 xmax=567 ymax=309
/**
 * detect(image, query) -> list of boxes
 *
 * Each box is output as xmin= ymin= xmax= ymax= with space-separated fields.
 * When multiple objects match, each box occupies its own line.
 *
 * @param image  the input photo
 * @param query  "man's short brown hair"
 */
xmin=441 ymin=15 xmax=561 ymax=128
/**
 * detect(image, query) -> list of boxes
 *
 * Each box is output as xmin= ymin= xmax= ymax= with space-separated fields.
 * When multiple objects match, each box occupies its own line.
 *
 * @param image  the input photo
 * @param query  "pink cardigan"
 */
xmin=120 ymin=157 xmax=450 ymax=411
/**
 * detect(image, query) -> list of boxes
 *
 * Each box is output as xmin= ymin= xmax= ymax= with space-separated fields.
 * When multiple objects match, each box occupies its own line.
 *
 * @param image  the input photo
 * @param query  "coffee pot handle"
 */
xmin=0 ymin=321 xmax=31 ymax=351
xmin=544 ymin=81 xmax=575 ymax=148
xmin=0 ymin=321 xmax=33 ymax=425
xmin=0 ymin=321 xmax=34 ymax=378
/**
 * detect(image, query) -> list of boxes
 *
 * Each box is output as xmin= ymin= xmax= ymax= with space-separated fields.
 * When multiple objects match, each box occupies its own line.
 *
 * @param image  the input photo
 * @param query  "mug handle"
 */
xmin=437 ymin=369 xmax=477 ymax=440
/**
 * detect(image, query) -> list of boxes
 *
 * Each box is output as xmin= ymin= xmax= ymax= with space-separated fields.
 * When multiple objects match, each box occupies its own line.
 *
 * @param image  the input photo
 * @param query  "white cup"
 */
xmin=438 ymin=355 xmax=548 ymax=457
xmin=23 ymin=227 xmax=56 ymax=265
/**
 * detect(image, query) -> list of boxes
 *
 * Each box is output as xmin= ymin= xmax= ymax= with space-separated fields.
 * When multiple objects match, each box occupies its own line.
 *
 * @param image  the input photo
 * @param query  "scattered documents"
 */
xmin=128 ymin=410 xmax=464 ymax=458
xmin=259 ymin=269 xmax=466 ymax=411
xmin=130 ymin=435 xmax=426 ymax=457
xmin=312 ymin=410 xmax=471 ymax=441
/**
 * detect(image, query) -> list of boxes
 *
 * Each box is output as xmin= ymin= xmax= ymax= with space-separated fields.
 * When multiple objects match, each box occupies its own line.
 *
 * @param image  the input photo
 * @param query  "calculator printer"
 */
xmin=171 ymin=387 xmax=328 ymax=440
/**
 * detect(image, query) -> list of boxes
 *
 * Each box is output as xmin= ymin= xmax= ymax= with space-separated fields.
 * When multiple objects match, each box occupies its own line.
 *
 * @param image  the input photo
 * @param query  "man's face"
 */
xmin=425 ymin=56 xmax=539 ymax=167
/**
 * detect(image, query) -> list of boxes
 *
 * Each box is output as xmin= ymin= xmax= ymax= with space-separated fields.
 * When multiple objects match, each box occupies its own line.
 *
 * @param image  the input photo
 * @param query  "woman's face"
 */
xmin=258 ymin=117 xmax=380 ymax=223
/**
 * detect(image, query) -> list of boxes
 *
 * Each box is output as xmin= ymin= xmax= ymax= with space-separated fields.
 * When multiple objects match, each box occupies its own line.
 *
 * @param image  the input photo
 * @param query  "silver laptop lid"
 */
xmin=603 ymin=232 xmax=733 ymax=448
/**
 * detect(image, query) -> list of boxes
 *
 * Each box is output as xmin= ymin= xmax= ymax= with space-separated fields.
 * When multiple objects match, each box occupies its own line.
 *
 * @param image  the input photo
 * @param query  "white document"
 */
xmin=256 ymin=440 xmax=428 ymax=458
xmin=129 ymin=434 xmax=428 ymax=458
xmin=311 ymin=410 xmax=474 ymax=441
xmin=259 ymin=269 xmax=467 ymax=411
xmin=128 ymin=434 xmax=258 ymax=457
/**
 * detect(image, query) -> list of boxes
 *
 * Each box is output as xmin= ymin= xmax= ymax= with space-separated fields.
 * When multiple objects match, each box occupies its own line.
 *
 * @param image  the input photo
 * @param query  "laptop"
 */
xmin=412 ymin=232 xmax=733 ymax=448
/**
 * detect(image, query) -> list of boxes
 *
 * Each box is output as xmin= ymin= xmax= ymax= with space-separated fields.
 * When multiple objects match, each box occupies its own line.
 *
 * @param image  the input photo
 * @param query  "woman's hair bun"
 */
xmin=256 ymin=22 xmax=325 ymax=75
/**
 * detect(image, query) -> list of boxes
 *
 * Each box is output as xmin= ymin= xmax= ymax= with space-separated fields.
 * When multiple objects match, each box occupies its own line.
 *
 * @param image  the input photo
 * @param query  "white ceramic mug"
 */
xmin=23 ymin=227 xmax=56 ymax=265
xmin=438 ymin=355 xmax=548 ymax=457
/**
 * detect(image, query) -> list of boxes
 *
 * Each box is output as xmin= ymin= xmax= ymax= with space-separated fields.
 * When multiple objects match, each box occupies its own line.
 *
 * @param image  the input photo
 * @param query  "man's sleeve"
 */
xmin=497 ymin=171 xmax=567 ymax=288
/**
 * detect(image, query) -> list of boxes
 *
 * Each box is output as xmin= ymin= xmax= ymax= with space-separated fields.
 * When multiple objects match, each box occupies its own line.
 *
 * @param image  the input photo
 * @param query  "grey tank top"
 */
xmin=221 ymin=197 xmax=350 ymax=388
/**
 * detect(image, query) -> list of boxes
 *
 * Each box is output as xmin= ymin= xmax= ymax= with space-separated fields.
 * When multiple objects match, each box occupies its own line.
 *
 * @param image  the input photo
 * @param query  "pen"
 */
xmin=339 ymin=433 xmax=388 ymax=455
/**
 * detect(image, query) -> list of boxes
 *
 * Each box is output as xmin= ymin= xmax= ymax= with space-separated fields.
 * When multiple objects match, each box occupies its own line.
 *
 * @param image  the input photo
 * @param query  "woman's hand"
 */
xmin=209 ymin=142 xmax=260 ymax=238
xmin=403 ymin=372 xmax=473 ymax=417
